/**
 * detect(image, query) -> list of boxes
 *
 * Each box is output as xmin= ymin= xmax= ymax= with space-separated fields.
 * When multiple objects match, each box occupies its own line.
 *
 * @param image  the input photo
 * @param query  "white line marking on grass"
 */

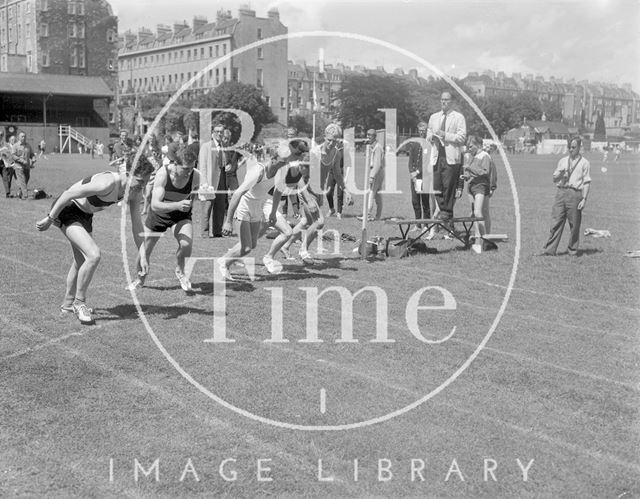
xmin=320 ymin=388 xmax=327 ymax=414
xmin=162 ymin=308 xmax=640 ymax=474
xmin=2 ymin=249 xmax=637 ymax=392
xmin=398 ymin=266 xmax=640 ymax=314
xmin=3 ymin=264 xmax=638 ymax=474
xmin=341 ymin=274 xmax=638 ymax=342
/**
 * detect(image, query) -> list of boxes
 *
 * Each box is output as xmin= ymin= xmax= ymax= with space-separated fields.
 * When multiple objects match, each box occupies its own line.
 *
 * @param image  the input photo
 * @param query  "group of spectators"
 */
xmin=0 ymin=130 xmax=36 ymax=200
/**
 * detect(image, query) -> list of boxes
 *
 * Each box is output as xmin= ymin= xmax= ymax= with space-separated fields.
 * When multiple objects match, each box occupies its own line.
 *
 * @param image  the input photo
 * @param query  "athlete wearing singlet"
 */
xmin=145 ymin=164 xmax=195 ymax=232
xmin=36 ymin=161 xmax=153 ymax=325
xmin=55 ymin=171 xmax=123 ymax=232
xmin=235 ymin=160 xmax=273 ymax=222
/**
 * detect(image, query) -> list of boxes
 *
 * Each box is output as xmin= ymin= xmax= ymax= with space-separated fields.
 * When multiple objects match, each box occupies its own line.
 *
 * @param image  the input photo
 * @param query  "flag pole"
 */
xmin=312 ymin=70 xmax=316 ymax=144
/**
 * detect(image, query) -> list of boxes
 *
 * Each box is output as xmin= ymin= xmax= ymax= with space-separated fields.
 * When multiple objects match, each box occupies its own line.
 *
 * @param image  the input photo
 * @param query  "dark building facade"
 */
xmin=0 ymin=0 xmax=118 ymax=148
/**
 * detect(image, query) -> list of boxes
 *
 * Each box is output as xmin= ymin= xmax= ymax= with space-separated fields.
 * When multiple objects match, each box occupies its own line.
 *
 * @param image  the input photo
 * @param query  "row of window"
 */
xmin=1 ymin=0 xmax=32 ymax=21
xmin=38 ymin=49 xmax=114 ymax=71
xmin=121 ymin=42 xmax=230 ymax=70
xmin=121 ymin=67 xmax=230 ymax=91
xmin=288 ymin=72 xmax=343 ymax=82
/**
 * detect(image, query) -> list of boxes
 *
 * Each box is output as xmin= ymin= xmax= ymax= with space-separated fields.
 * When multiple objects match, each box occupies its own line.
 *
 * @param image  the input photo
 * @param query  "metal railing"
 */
xmin=58 ymin=125 xmax=93 ymax=154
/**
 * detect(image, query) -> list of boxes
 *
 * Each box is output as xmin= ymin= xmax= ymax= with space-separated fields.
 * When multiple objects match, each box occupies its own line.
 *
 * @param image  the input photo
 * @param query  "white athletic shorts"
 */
xmin=262 ymin=198 xmax=287 ymax=226
xmin=235 ymin=197 xmax=264 ymax=223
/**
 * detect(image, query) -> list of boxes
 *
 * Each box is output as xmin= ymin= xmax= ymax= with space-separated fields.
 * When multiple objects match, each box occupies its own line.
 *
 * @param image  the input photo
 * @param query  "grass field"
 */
xmin=1 ymin=149 xmax=639 ymax=497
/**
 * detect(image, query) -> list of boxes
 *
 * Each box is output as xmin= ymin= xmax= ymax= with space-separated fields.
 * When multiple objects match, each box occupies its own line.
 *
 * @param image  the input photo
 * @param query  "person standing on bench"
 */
xmin=427 ymin=91 xmax=466 ymax=231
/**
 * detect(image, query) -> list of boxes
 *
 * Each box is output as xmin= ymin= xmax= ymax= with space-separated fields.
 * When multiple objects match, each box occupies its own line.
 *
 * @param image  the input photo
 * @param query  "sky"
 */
xmin=110 ymin=0 xmax=640 ymax=91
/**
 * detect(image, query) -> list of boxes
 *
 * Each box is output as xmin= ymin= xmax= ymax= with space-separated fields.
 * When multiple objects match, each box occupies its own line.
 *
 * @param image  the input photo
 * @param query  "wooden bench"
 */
xmin=385 ymin=217 xmax=485 ymax=250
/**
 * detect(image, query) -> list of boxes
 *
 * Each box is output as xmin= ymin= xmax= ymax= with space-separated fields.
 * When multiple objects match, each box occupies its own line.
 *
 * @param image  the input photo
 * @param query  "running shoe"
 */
xmin=299 ymin=250 xmax=314 ymax=265
xmin=336 ymin=213 xmax=342 ymax=220
xmin=217 ymin=260 xmax=235 ymax=281
xmin=262 ymin=255 xmax=282 ymax=274
xmin=61 ymin=304 xmax=94 ymax=314
xmin=72 ymin=302 xmax=95 ymax=325
xmin=126 ymin=273 xmax=146 ymax=290
xmin=175 ymin=268 xmax=192 ymax=291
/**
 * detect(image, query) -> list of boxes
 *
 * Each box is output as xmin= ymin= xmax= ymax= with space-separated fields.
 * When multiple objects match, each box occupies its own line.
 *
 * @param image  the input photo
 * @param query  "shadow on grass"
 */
xmin=192 ymin=280 xmax=256 ymax=294
xmin=312 ymin=255 xmax=359 ymax=271
xmin=99 ymin=302 xmax=211 ymax=321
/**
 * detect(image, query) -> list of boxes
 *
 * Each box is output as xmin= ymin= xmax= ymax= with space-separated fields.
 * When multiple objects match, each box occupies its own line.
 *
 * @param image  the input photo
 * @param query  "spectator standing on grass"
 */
xmin=222 ymin=128 xmax=240 ymax=194
xmin=38 ymin=138 xmax=46 ymax=158
xmin=113 ymin=130 xmax=133 ymax=166
xmin=462 ymin=135 xmax=492 ymax=253
xmin=12 ymin=132 xmax=35 ymax=200
xmin=482 ymin=142 xmax=498 ymax=235
xmin=95 ymin=140 xmax=104 ymax=159
xmin=0 ymin=131 xmax=15 ymax=197
xmin=540 ymin=137 xmax=591 ymax=257
xmin=321 ymin=123 xmax=346 ymax=219
xmin=35 ymin=155 xmax=154 ymax=325
xmin=358 ymin=128 xmax=385 ymax=221
xmin=404 ymin=121 xmax=431 ymax=227
xmin=426 ymin=91 xmax=466 ymax=226
xmin=198 ymin=124 xmax=226 ymax=238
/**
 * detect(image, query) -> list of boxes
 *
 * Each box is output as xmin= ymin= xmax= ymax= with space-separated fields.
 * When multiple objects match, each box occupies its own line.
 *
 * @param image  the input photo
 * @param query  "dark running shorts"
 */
xmin=57 ymin=202 xmax=94 ymax=233
xmin=145 ymin=209 xmax=191 ymax=233
xmin=468 ymin=182 xmax=490 ymax=197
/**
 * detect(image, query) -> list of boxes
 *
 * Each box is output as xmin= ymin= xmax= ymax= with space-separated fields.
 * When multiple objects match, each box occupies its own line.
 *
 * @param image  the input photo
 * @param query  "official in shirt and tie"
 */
xmin=541 ymin=137 xmax=591 ymax=256
xmin=198 ymin=125 xmax=226 ymax=238
xmin=426 ymin=91 xmax=467 ymax=224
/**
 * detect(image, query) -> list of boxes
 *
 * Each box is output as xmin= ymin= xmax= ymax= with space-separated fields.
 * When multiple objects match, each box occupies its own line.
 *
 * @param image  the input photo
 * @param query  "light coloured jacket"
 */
xmin=198 ymin=139 xmax=224 ymax=195
xmin=427 ymin=109 xmax=466 ymax=166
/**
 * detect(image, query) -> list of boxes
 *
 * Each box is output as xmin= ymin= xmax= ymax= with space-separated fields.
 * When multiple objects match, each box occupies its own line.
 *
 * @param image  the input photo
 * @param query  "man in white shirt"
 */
xmin=358 ymin=128 xmax=385 ymax=221
xmin=427 ymin=92 xmax=467 ymax=223
xmin=540 ymin=137 xmax=591 ymax=256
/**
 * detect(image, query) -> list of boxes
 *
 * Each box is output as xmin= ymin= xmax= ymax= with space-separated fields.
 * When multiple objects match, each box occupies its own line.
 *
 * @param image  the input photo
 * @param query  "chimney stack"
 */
xmin=267 ymin=8 xmax=280 ymax=20
xmin=193 ymin=16 xmax=208 ymax=31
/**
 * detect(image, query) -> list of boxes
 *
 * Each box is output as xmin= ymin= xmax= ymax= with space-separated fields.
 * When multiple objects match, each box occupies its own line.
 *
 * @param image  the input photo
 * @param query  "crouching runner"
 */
xmin=218 ymin=141 xmax=304 ymax=280
xmin=129 ymin=142 xmax=200 ymax=292
xmin=35 ymin=155 xmax=154 ymax=325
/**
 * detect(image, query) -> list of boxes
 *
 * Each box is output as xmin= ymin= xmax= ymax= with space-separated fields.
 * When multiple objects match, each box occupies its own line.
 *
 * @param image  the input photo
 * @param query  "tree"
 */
xmin=541 ymin=99 xmax=563 ymax=123
xmin=194 ymin=81 xmax=276 ymax=141
xmin=511 ymin=92 xmax=542 ymax=124
xmin=593 ymin=111 xmax=606 ymax=141
xmin=288 ymin=115 xmax=312 ymax=136
xmin=337 ymin=74 xmax=418 ymax=131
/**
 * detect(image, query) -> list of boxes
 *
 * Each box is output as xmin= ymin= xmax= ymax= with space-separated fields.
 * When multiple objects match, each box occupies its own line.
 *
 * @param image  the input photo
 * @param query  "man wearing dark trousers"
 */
xmin=198 ymin=124 xmax=225 ymax=237
xmin=405 ymin=121 xmax=431 ymax=227
xmin=540 ymin=137 xmax=591 ymax=256
xmin=12 ymin=132 xmax=35 ymax=200
xmin=222 ymin=129 xmax=240 ymax=194
xmin=427 ymin=92 xmax=466 ymax=225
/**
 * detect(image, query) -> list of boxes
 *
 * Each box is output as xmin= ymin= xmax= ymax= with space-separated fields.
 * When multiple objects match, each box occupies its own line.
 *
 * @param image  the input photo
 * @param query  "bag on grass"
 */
xmin=385 ymin=237 xmax=411 ymax=258
xmin=33 ymin=187 xmax=50 ymax=200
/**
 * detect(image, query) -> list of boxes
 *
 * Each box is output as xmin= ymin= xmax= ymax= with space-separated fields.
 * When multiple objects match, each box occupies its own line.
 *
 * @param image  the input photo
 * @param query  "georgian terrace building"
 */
xmin=117 ymin=7 xmax=288 ymax=125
